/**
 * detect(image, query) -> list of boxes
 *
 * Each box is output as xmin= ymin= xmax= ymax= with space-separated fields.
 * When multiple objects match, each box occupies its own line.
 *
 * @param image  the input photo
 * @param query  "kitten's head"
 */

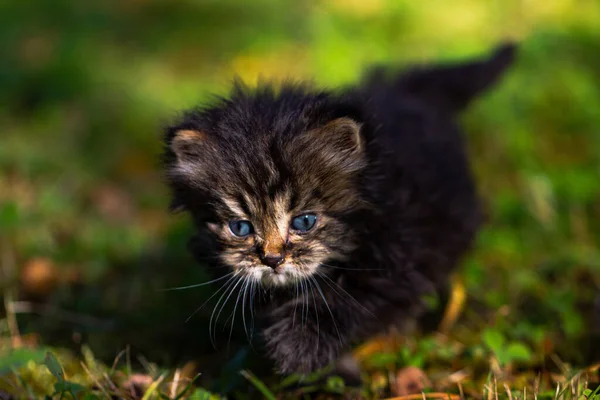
xmin=163 ymin=85 xmax=368 ymax=286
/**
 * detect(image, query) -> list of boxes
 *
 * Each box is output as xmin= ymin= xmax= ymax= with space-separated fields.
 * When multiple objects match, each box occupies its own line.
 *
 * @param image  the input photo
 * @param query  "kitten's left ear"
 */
xmin=304 ymin=117 xmax=365 ymax=172
xmin=398 ymin=42 xmax=517 ymax=114
xmin=310 ymin=117 xmax=363 ymax=154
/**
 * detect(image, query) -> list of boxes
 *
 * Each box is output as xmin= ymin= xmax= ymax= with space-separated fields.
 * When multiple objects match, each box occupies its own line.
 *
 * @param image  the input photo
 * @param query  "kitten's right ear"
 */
xmin=164 ymin=128 xmax=210 ymax=212
xmin=169 ymin=129 xmax=207 ymax=163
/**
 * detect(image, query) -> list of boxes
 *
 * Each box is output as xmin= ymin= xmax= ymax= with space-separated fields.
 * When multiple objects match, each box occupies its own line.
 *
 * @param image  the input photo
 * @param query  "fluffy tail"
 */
xmin=364 ymin=42 xmax=517 ymax=115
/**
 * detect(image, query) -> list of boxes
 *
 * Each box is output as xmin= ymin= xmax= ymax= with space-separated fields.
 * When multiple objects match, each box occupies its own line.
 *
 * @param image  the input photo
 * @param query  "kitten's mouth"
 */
xmin=243 ymin=264 xmax=309 ymax=287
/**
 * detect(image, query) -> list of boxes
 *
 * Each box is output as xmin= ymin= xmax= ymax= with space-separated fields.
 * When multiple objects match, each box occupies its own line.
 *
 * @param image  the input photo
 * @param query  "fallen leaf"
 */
xmin=386 ymin=393 xmax=461 ymax=400
xmin=179 ymin=361 xmax=198 ymax=383
xmin=123 ymin=373 xmax=154 ymax=398
xmin=438 ymin=276 xmax=466 ymax=334
xmin=393 ymin=366 xmax=432 ymax=396
xmin=20 ymin=257 xmax=58 ymax=297
xmin=353 ymin=332 xmax=403 ymax=361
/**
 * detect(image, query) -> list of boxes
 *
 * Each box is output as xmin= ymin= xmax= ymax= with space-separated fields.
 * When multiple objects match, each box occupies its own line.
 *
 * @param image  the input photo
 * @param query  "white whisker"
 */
xmin=305 ymin=275 xmax=321 ymax=351
xmin=227 ymin=276 xmax=246 ymax=352
xmin=320 ymin=263 xmax=384 ymax=271
xmin=210 ymin=275 xmax=244 ymax=348
xmin=292 ymin=277 xmax=299 ymax=328
xmin=309 ymin=274 xmax=341 ymax=344
xmin=185 ymin=273 xmax=237 ymax=323
xmin=241 ymin=276 xmax=253 ymax=344
xmin=249 ymin=278 xmax=256 ymax=335
xmin=161 ymin=272 xmax=234 ymax=291
xmin=317 ymin=271 xmax=376 ymax=319
xmin=300 ymin=278 xmax=308 ymax=330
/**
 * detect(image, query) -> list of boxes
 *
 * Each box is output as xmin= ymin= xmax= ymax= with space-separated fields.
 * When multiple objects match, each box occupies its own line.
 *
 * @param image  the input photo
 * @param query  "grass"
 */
xmin=1 ymin=0 xmax=600 ymax=398
xmin=1 ymin=314 xmax=599 ymax=399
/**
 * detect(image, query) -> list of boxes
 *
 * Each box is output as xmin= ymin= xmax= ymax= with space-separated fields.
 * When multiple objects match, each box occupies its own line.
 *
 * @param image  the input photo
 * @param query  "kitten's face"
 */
xmin=167 ymin=115 xmax=367 ymax=287
xmin=207 ymin=189 xmax=349 ymax=287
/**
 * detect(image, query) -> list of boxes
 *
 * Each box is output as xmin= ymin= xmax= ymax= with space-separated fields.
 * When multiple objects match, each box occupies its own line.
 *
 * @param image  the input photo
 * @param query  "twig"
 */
xmin=458 ymin=382 xmax=465 ymax=400
xmin=102 ymin=372 xmax=120 ymax=393
xmin=110 ymin=348 xmax=127 ymax=377
xmin=385 ymin=393 xmax=461 ymax=400
xmin=126 ymin=345 xmax=132 ymax=378
xmin=170 ymin=368 xmax=181 ymax=399
xmin=438 ymin=275 xmax=466 ymax=334
xmin=504 ymin=383 xmax=513 ymax=400
xmin=80 ymin=361 xmax=111 ymax=399
xmin=494 ymin=377 xmax=499 ymax=400
xmin=1 ymin=243 xmax=21 ymax=347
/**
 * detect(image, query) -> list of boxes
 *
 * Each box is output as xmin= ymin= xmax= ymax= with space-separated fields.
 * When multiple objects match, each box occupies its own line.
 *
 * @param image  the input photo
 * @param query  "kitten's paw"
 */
xmin=264 ymin=320 xmax=342 ymax=375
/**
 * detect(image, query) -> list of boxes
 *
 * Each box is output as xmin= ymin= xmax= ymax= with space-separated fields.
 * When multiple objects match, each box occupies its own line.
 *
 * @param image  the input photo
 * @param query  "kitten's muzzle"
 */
xmin=260 ymin=254 xmax=285 ymax=269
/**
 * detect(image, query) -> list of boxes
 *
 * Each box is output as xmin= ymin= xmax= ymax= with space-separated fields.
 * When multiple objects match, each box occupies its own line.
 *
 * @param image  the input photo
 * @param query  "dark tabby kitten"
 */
xmin=162 ymin=43 xmax=516 ymax=374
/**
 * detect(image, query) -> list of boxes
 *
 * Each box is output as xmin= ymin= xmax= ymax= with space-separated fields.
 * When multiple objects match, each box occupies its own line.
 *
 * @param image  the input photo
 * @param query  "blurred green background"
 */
xmin=1 ymin=0 xmax=600 ymax=397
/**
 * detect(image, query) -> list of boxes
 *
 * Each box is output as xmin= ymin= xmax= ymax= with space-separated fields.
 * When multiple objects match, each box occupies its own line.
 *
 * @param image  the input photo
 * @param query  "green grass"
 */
xmin=1 ymin=0 xmax=600 ymax=398
xmin=0 ymin=335 xmax=598 ymax=398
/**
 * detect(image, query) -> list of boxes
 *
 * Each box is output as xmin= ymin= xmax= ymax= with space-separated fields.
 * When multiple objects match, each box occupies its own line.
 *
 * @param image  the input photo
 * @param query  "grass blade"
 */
xmin=240 ymin=370 xmax=276 ymax=400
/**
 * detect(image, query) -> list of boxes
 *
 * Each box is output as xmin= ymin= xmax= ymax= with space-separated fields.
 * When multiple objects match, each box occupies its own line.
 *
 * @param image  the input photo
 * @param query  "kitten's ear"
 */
xmin=311 ymin=117 xmax=363 ymax=154
xmin=164 ymin=129 xmax=208 ymax=212
xmin=399 ymin=43 xmax=517 ymax=114
xmin=169 ymin=129 xmax=207 ymax=163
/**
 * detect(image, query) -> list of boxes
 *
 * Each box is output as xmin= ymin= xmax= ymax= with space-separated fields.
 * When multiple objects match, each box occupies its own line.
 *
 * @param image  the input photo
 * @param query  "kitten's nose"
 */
xmin=260 ymin=254 xmax=284 ymax=269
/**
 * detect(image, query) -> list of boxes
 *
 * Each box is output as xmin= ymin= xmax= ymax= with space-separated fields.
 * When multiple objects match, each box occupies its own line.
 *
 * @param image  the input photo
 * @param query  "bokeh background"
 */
xmin=1 ymin=0 xmax=600 ymax=398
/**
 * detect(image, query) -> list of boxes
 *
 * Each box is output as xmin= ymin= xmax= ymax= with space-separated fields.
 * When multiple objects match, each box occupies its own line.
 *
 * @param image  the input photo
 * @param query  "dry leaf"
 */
xmin=123 ymin=373 xmax=154 ymax=398
xmin=393 ymin=366 xmax=432 ymax=396
xmin=20 ymin=257 xmax=58 ymax=297
xmin=353 ymin=332 xmax=403 ymax=361
xmin=386 ymin=394 xmax=461 ymax=400
xmin=438 ymin=275 xmax=466 ymax=334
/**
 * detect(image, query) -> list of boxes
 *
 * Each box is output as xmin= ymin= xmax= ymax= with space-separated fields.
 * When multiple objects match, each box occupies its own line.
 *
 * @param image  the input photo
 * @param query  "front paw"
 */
xmin=263 ymin=319 xmax=342 ymax=375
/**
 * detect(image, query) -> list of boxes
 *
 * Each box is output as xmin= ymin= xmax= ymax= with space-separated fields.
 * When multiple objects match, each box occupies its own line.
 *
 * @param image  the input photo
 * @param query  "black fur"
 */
xmin=162 ymin=43 xmax=516 ymax=374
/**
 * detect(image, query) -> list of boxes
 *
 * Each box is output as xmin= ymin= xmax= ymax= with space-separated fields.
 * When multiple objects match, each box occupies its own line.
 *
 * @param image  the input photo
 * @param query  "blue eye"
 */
xmin=291 ymin=214 xmax=317 ymax=232
xmin=229 ymin=220 xmax=253 ymax=237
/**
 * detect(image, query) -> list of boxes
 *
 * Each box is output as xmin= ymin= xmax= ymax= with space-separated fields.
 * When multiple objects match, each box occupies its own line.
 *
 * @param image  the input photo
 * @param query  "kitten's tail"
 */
xmin=364 ymin=42 xmax=517 ymax=115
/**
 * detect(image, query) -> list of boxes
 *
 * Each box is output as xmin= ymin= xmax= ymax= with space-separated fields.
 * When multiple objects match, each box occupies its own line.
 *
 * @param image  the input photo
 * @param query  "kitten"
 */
xmin=162 ymin=43 xmax=516 ymax=374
